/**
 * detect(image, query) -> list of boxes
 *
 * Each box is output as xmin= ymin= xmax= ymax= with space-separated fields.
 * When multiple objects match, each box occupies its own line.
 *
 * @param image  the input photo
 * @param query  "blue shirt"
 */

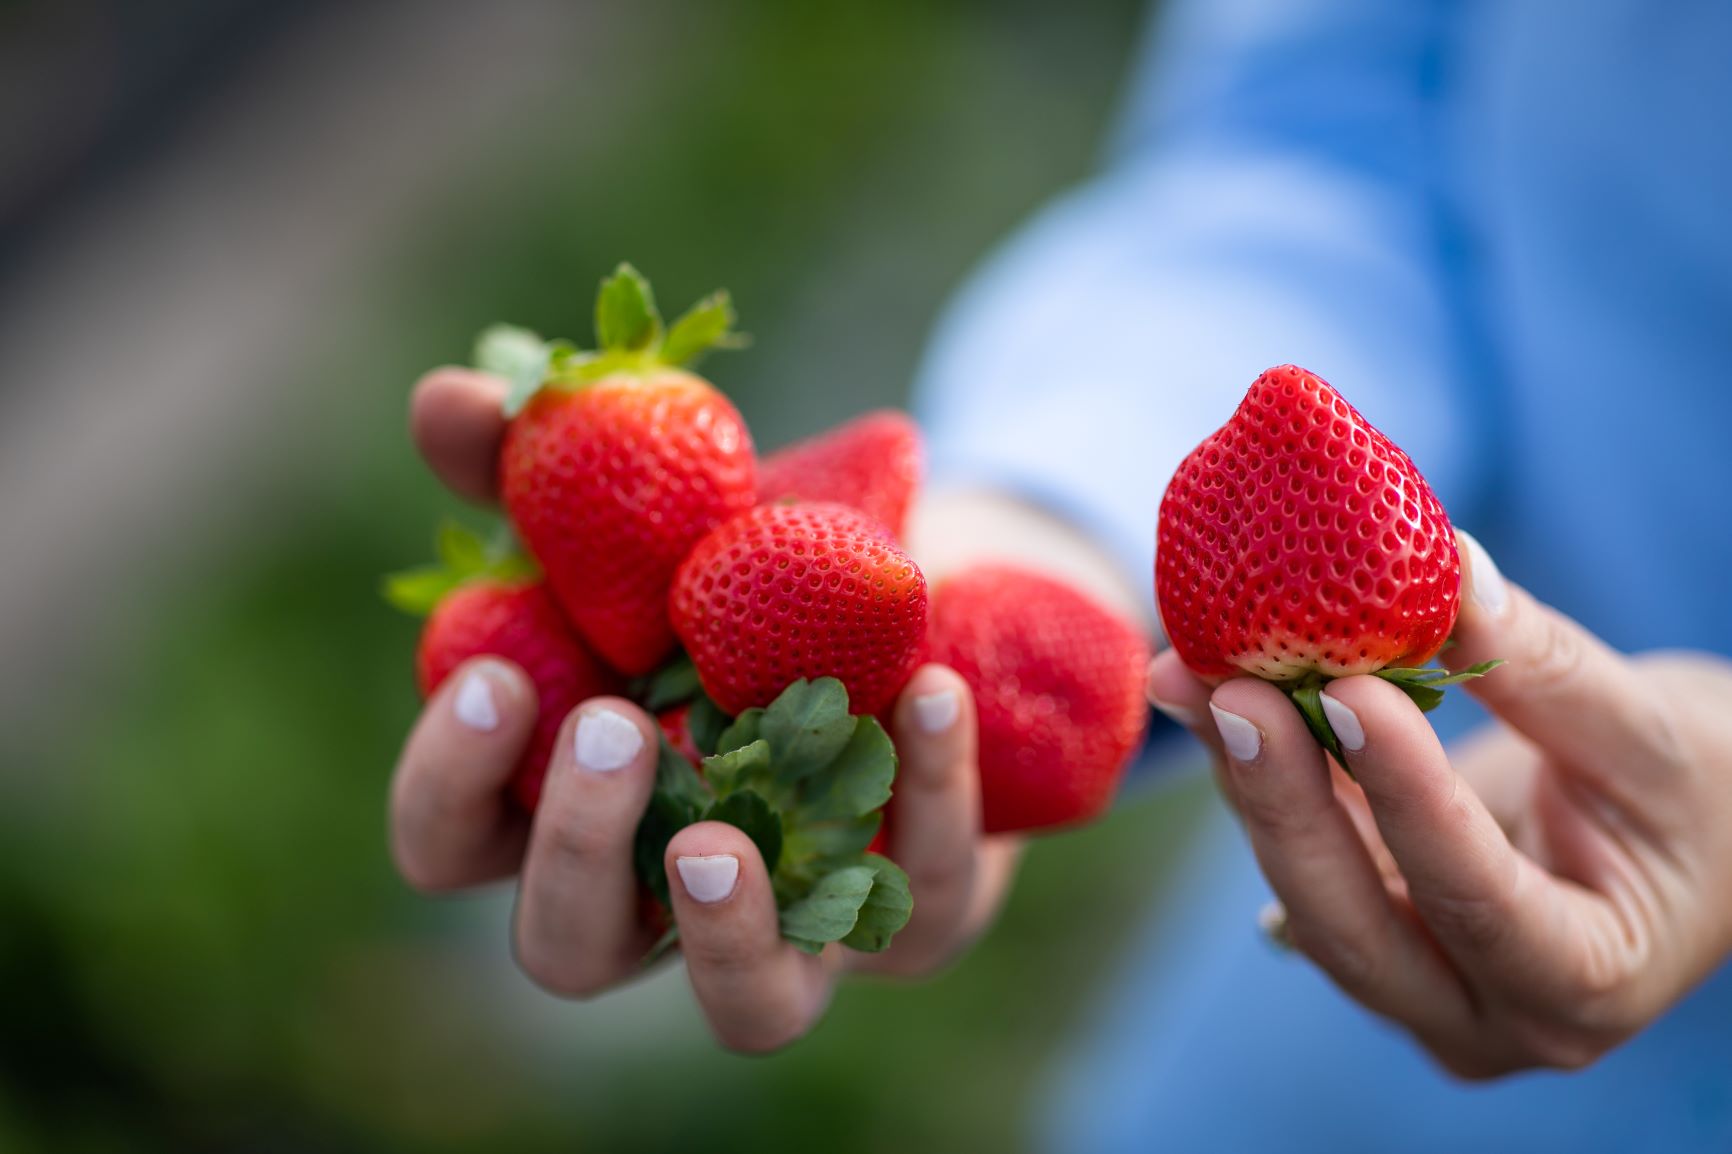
xmin=914 ymin=0 xmax=1732 ymax=1148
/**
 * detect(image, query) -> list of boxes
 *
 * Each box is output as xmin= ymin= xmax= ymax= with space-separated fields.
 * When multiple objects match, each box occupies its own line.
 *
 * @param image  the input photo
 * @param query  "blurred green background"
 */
xmin=0 ymin=2 xmax=1210 ymax=1150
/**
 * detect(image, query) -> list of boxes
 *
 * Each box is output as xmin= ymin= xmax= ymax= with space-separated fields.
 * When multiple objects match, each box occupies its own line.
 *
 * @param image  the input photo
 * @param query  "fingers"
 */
xmin=409 ymin=368 xmax=508 ymax=504
xmin=391 ymin=658 xmax=535 ymax=891
xmin=864 ymin=665 xmax=984 ymax=973
xmin=1208 ymin=678 xmax=1470 ymax=1031
xmin=1319 ymin=675 xmax=1632 ymax=1004
xmin=1448 ymin=531 xmax=1682 ymax=811
xmin=1146 ymin=649 xmax=1238 ymax=808
xmin=512 ymin=699 xmax=659 ymax=996
xmin=666 ymin=822 xmax=833 ymax=1053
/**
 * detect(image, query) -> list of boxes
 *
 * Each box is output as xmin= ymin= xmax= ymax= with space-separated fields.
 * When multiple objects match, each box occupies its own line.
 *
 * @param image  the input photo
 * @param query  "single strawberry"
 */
xmin=387 ymin=523 xmax=623 ymax=810
xmin=656 ymin=703 xmax=703 ymax=767
xmin=757 ymin=409 xmax=923 ymax=540
xmin=488 ymin=264 xmax=757 ymax=676
xmin=1155 ymin=364 xmax=1497 ymax=755
xmin=926 ymin=565 xmax=1150 ymax=834
xmin=669 ymin=502 xmax=928 ymax=717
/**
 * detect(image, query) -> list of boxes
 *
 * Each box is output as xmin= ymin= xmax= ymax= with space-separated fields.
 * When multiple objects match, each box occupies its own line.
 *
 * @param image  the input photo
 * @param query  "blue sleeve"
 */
xmin=913 ymin=0 xmax=1483 ymax=607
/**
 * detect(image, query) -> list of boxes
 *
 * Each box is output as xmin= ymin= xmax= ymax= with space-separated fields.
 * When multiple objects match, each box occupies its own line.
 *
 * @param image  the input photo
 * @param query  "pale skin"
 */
xmin=398 ymin=366 xmax=1732 ymax=1070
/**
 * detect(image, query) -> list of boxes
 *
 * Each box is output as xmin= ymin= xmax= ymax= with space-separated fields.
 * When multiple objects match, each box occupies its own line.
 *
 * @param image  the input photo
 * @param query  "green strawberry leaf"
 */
xmin=702 ymin=739 xmax=773 ymax=798
xmin=1287 ymin=677 xmax=1347 ymax=763
xmin=476 ymin=324 xmax=556 ymax=417
xmin=782 ymin=813 xmax=881 ymax=864
xmin=381 ymin=566 xmax=461 ymax=617
xmin=632 ymin=737 xmax=714 ymax=906
xmin=842 ymin=855 xmax=913 ymax=953
xmin=642 ymin=925 xmax=681 ymax=968
xmin=595 ymin=262 xmax=663 ymax=353
xmin=714 ymin=708 xmax=765 ymax=756
xmin=761 ymin=678 xmax=856 ymax=784
xmin=1373 ymin=659 xmax=1505 ymax=713
xmin=662 ymin=290 xmax=750 ymax=367
xmin=638 ymin=653 xmax=703 ymax=712
xmin=779 ymin=863 xmax=877 ymax=954
xmin=436 ymin=519 xmax=489 ymax=571
xmin=689 ymin=694 xmax=731 ymax=756
xmin=795 ymin=716 xmax=896 ymax=821
xmin=702 ymin=789 xmax=783 ymax=874
xmin=381 ymin=519 xmax=538 ymax=616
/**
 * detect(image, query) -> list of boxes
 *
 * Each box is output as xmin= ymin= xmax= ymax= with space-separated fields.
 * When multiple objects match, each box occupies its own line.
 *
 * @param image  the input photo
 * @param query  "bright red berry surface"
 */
xmin=500 ymin=370 xmax=757 ymax=677
xmin=927 ymin=565 xmax=1150 ymax=834
xmin=416 ymin=580 xmax=621 ymax=810
xmin=756 ymin=409 xmax=923 ymax=541
xmin=670 ymin=501 xmax=928 ymax=717
xmin=1156 ymin=364 xmax=1461 ymax=682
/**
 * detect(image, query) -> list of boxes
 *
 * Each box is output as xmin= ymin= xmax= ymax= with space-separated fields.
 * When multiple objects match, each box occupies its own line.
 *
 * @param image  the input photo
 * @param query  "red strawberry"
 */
xmin=757 ymin=410 xmax=923 ymax=540
xmin=669 ymin=501 xmax=928 ymax=717
xmin=1155 ymin=365 xmax=1495 ymax=753
xmin=926 ymin=565 xmax=1150 ymax=834
xmin=491 ymin=265 xmax=757 ymax=676
xmin=388 ymin=523 xmax=622 ymax=810
xmin=656 ymin=703 xmax=703 ymax=766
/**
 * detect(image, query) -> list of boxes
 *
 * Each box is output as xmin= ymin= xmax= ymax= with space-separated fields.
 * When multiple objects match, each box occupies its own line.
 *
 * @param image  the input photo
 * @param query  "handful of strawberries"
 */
xmin=389 ymin=266 xmax=1152 ymax=957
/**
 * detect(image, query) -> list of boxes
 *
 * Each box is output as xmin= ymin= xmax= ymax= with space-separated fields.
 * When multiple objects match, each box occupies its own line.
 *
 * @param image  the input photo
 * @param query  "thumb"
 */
xmin=1444 ymin=530 xmax=1680 ymax=810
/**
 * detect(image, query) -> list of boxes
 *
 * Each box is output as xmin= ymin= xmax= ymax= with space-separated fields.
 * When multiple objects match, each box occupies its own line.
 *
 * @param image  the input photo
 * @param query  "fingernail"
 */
xmin=573 ymin=708 xmax=643 ymax=772
xmin=1459 ymin=530 xmax=1508 ymax=618
xmin=912 ymin=690 xmax=959 ymax=734
xmin=676 ymin=854 xmax=739 ymax=903
xmin=453 ymin=668 xmax=499 ymax=732
xmin=1319 ymin=691 xmax=1365 ymax=752
xmin=1149 ymin=695 xmax=1199 ymax=728
xmin=1210 ymin=703 xmax=1262 ymax=762
xmin=1258 ymin=901 xmax=1294 ymax=951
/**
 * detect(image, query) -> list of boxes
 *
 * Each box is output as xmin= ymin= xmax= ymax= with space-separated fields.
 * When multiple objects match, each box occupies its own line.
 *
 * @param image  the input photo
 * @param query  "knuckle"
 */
xmin=1237 ymin=788 xmax=1321 ymax=843
xmin=534 ymin=814 xmax=622 ymax=872
xmin=513 ymin=935 xmax=613 ymax=1000
xmin=1514 ymin=608 xmax=1589 ymax=700
xmin=1431 ymin=1048 xmax=1514 ymax=1083
xmin=1417 ymin=888 xmax=1512 ymax=955
xmin=1507 ymin=1017 xmax=1615 ymax=1072
xmin=1288 ymin=923 xmax=1386 ymax=995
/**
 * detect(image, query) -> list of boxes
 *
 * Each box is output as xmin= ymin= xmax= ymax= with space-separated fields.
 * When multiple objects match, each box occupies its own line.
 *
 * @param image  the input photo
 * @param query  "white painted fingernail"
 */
xmin=1149 ymin=696 xmax=1199 ymax=728
xmin=1319 ymin=691 xmax=1365 ymax=752
xmin=676 ymin=854 xmax=739 ymax=903
xmin=1210 ymin=703 xmax=1262 ymax=762
xmin=1459 ymin=530 xmax=1508 ymax=618
xmin=453 ymin=669 xmax=499 ymax=732
xmin=912 ymin=690 xmax=959 ymax=734
xmin=574 ymin=708 xmax=643 ymax=772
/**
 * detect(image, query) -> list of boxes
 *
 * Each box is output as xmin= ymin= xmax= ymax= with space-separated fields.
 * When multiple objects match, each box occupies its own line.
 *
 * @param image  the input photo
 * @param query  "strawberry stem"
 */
xmin=483 ymin=264 xmax=749 ymax=417
xmin=1279 ymin=660 xmax=1504 ymax=767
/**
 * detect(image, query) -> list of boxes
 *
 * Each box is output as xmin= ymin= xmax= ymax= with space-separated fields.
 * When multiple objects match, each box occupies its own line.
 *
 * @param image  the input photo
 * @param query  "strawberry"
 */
xmin=387 ymin=523 xmax=622 ymax=810
xmin=926 ymin=565 xmax=1150 ymax=834
xmin=669 ymin=501 xmax=928 ymax=717
xmin=757 ymin=410 xmax=923 ymax=540
xmin=656 ymin=703 xmax=703 ymax=767
xmin=487 ymin=265 xmax=757 ymax=676
xmin=1155 ymin=364 xmax=1497 ymax=755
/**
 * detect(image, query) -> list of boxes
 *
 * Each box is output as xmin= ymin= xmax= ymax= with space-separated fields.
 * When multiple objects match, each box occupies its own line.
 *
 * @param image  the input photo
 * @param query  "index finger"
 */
xmin=1447 ymin=530 xmax=1680 ymax=812
xmin=409 ymin=367 xmax=508 ymax=504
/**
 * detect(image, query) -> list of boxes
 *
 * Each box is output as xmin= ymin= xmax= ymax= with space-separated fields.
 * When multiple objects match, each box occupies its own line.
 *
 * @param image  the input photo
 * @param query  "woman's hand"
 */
xmin=389 ymin=368 xmax=1018 ymax=1051
xmin=1148 ymin=530 xmax=1732 ymax=1078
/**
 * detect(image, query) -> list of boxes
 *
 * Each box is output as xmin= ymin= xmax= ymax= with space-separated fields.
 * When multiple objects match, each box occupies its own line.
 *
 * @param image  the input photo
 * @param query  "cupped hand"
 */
xmin=390 ymin=369 xmax=1016 ymax=1051
xmin=1148 ymin=529 xmax=1732 ymax=1078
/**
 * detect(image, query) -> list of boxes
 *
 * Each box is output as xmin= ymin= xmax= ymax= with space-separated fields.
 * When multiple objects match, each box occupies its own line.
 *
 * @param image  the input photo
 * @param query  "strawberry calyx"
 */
xmin=479 ymin=263 xmax=749 ymax=417
xmin=381 ymin=519 xmax=539 ymax=616
xmin=633 ymin=677 xmax=912 ymax=963
xmin=1283 ymin=659 xmax=1505 ymax=764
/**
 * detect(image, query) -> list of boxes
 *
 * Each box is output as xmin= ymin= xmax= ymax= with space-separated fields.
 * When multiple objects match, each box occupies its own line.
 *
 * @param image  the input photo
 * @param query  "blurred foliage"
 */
xmin=0 ymin=1 xmax=1209 ymax=1151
